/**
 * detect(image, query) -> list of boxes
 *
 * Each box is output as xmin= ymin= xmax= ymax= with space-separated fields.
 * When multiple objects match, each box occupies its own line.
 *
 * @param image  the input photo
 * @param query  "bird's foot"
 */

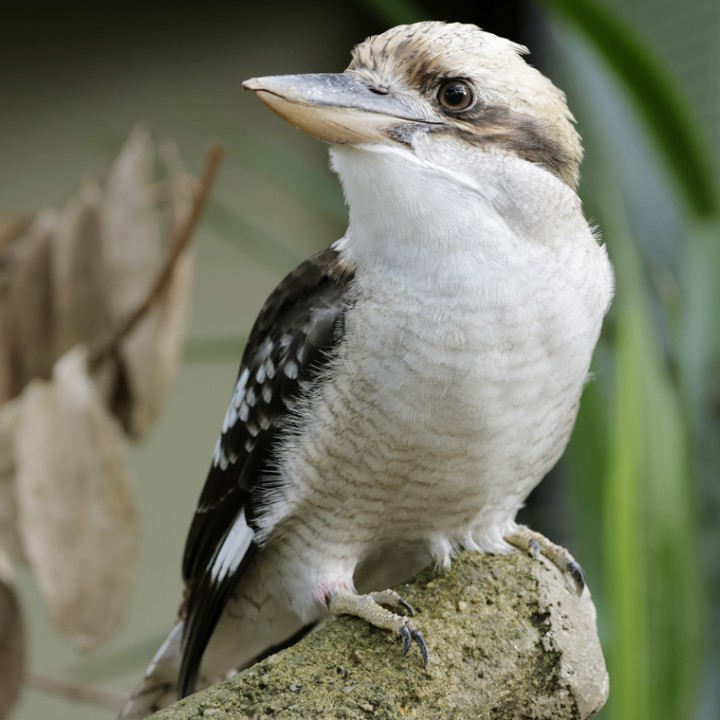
xmin=504 ymin=525 xmax=585 ymax=595
xmin=327 ymin=588 xmax=429 ymax=665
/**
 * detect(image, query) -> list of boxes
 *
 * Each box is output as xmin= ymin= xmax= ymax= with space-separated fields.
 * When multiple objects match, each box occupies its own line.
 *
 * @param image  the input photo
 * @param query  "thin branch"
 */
xmin=26 ymin=670 xmax=126 ymax=712
xmin=88 ymin=143 xmax=224 ymax=373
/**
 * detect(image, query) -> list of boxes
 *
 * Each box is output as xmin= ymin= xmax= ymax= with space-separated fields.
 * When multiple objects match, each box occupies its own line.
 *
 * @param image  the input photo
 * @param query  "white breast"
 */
xmin=254 ymin=144 xmax=613 ymax=608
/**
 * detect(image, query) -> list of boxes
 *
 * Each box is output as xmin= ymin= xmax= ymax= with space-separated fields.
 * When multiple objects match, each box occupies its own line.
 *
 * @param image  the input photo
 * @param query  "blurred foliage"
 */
xmin=534 ymin=1 xmax=719 ymax=719
xmin=542 ymin=0 xmax=717 ymax=217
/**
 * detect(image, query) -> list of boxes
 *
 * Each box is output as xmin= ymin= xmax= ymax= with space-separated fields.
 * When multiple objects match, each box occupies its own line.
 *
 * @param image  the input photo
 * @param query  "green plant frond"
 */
xmin=540 ymin=0 xmax=719 ymax=219
xmin=600 ymin=184 xmax=703 ymax=720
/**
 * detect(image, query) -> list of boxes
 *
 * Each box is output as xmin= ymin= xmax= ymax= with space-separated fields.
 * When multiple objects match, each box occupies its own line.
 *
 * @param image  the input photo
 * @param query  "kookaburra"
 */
xmin=121 ymin=21 xmax=613 ymax=719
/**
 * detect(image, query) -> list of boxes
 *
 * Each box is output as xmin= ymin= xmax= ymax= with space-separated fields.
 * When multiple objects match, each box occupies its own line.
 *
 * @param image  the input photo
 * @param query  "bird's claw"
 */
xmin=368 ymin=589 xmax=416 ymax=616
xmin=504 ymin=525 xmax=586 ymax=595
xmin=566 ymin=560 xmax=586 ymax=595
xmin=400 ymin=621 xmax=429 ymax=665
xmin=327 ymin=588 xmax=429 ymax=665
xmin=528 ymin=538 xmax=541 ymax=559
xmin=400 ymin=624 xmax=411 ymax=655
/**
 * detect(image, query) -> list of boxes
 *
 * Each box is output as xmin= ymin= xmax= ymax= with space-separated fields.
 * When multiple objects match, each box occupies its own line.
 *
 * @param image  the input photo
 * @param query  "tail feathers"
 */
xmin=119 ymin=622 xmax=184 ymax=720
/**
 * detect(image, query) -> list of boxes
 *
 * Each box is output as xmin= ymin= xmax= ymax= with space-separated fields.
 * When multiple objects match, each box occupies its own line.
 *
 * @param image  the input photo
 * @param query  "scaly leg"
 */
xmin=327 ymin=589 xmax=429 ymax=665
xmin=505 ymin=525 xmax=585 ymax=595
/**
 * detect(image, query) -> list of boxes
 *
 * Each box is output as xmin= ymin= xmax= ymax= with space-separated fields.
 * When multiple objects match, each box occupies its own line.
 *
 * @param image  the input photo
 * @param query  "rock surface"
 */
xmin=150 ymin=550 xmax=609 ymax=719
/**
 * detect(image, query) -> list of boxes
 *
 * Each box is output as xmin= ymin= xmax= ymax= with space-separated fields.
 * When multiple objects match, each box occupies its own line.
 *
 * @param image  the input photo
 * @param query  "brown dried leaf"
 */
xmin=1 ymin=130 xmax=197 ymax=443
xmin=4 ymin=211 xmax=57 ymax=393
xmin=147 ymin=143 xmax=196 ymax=418
xmin=118 ymin=180 xmax=195 ymax=436
xmin=119 ymin=250 xmax=193 ymax=438
xmin=52 ymin=180 xmax=113 ymax=358
xmin=15 ymin=346 xmax=138 ymax=652
xmin=0 ymin=549 xmax=24 ymax=720
xmin=101 ymin=126 xmax=161 ymax=319
xmin=101 ymin=128 xmax=194 ymax=438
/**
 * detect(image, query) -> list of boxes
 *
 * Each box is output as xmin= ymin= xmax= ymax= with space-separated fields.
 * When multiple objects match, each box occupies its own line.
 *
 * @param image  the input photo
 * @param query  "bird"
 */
xmin=121 ymin=20 xmax=613 ymax=719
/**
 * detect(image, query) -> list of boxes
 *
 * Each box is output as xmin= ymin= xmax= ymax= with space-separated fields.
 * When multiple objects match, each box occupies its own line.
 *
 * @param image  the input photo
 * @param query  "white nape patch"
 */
xmin=210 ymin=513 xmax=254 ymax=583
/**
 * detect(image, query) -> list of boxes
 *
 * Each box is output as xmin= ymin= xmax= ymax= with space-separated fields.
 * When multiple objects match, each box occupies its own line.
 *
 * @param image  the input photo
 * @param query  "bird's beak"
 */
xmin=243 ymin=73 xmax=434 ymax=145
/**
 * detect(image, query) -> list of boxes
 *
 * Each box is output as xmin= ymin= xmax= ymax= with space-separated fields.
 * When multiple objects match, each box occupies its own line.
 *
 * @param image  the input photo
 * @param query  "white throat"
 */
xmin=330 ymin=142 xmax=587 ymax=280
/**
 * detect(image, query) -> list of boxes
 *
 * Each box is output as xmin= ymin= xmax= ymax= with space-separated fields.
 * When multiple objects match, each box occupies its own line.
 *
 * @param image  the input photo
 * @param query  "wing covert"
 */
xmin=178 ymin=243 xmax=354 ymax=696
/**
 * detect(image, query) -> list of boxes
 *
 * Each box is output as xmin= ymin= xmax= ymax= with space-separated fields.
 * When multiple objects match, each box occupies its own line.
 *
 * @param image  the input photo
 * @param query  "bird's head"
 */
xmin=243 ymin=21 xmax=582 ymax=190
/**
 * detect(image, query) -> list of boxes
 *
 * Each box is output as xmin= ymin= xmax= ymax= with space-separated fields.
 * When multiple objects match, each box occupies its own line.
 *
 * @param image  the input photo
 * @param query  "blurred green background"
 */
xmin=1 ymin=1 xmax=717 ymax=719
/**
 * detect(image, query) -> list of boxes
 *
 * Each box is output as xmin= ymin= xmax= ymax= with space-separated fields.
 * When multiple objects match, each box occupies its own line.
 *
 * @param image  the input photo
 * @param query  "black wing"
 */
xmin=178 ymin=244 xmax=354 ymax=696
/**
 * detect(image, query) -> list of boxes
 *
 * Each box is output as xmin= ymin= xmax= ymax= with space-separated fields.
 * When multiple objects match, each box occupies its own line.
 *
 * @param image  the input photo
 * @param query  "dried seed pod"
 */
xmin=99 ymin=126 xmax=194 ymax=438
xmin=52 ymin=179 xmax=112 ymax=358
xmin=5 ymin=211 xmax=57 ymax=393
xmin=15 ymin=346 xmax=138 ymax=652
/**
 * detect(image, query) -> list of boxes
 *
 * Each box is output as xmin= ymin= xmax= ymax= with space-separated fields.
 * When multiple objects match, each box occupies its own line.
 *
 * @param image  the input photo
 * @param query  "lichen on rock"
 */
xmin=150 ymin=550 xmax=608 ymax=719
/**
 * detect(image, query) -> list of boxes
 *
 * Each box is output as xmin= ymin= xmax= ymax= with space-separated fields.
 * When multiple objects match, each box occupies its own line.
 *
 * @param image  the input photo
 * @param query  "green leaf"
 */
xmin=540 ymin=0 xmax=718 ymax=218
xmin=598 ymin=183 xmax=703 ymax=720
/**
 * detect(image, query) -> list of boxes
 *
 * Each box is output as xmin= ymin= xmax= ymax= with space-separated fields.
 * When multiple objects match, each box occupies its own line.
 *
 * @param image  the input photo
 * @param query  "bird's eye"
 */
xmin=437 ymin=79 xmax=474 ymax=112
